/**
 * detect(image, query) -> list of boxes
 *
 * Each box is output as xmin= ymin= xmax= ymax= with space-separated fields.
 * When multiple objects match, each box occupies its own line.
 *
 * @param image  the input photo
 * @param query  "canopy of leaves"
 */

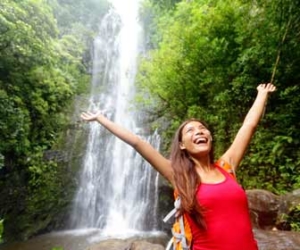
xmin=0 ymin=0 xmax=109 ymax=241
xmin=137 ymin=0 xmax=300 ymax=193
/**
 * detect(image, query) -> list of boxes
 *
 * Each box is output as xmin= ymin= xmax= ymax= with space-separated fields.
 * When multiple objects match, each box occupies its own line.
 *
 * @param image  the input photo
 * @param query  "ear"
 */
xmin=179 ymin=142 xmax=186 ymax=150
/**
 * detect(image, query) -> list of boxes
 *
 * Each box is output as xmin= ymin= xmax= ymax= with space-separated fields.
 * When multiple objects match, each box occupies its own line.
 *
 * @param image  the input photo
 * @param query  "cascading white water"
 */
xmin=70 ymin=0 xmax=161 ymax=237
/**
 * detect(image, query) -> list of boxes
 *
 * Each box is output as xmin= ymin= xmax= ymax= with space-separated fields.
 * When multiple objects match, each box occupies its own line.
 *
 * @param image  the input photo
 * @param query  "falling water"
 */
xmin=70 ymin=0 xmax=161 ymax=237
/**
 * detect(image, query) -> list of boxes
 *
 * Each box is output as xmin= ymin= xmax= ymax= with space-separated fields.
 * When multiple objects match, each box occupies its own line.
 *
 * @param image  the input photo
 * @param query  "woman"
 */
xmin=81 ymin=83 xmax=276 ymax=250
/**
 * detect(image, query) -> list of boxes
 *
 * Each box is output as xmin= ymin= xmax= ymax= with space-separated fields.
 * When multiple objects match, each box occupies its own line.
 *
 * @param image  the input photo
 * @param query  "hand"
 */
xmin=257 ymin=83 xmax=276 ymax=94
xmin=80 ymin=111 xmax=102 ymax=122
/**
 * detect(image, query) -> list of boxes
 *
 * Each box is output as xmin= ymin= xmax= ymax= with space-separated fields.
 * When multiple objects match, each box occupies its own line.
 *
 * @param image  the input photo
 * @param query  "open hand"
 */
xmin=80 ymin=111 xmax=101 ymax=122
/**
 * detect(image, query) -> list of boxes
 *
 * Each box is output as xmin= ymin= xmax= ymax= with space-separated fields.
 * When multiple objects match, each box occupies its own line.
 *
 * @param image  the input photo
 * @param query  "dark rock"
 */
xmin=246 ymin=189 xmax=280 ymax=229
xmin=131 ymin=240 xmax=164 ymax=250
xmin=246 ymin=188 xmax=300 ymax=231
xmin=85 ymin=239 xmax=131 ymax=250
xmin=85 ymin=238 xmax=164 ymax=250
xmin=255 ymin=229 xmax=300 ymax=250
xmin=276 ymin=189 xmax=300 ymax=230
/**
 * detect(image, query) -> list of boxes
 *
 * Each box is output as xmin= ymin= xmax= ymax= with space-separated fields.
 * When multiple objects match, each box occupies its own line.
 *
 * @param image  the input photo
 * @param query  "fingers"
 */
xmin=264 ymin=83 xmax=276 ymax=91
xmin=80 ymin=111 xmax=94 ymax=120
xmin=257 ymin=83 xmax=276 ymax=92
xmin=80 ymin=112 xmax=90 ymax=120
xmin=266 ymin=83 xmax=276 ymax=92
xmin=80 ymin=110 xmax=102 ymax=121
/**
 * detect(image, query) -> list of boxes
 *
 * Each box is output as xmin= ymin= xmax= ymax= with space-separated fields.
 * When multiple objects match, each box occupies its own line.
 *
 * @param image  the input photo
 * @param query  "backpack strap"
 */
xmin=163 ymin=197 xmax=181 ymax=223
xmin=215 ymin=159 xmax=236 ymax=179
xmin=163 ymin=197 xmax=190 ymax=250
xmin=173 ymin=215 xmax=189 ymax=250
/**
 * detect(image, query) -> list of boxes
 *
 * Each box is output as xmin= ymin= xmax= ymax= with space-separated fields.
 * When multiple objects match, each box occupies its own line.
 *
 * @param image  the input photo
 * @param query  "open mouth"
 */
xmin=194 ymin=137 xmax=208 ymax=144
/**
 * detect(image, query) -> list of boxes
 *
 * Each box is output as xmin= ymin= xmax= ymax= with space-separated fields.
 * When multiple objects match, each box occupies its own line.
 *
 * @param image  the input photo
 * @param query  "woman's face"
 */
xmin=180 ymin=121 xmax=212 ymax=157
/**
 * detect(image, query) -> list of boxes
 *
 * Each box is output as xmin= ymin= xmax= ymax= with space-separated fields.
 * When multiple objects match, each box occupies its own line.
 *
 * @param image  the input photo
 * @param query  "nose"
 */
xmin=195 ymin=128 xmax=204 ymax=135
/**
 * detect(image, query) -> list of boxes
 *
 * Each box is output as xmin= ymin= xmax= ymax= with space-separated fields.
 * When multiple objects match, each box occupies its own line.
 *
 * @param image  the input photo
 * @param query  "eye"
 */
xmin=186 ymin=127 xmax=194 ymax=133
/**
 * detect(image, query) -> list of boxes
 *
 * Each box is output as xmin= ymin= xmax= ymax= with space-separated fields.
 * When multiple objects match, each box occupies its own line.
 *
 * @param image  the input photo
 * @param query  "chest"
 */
xmin=196 ymin=177 xmax=247 ymax=214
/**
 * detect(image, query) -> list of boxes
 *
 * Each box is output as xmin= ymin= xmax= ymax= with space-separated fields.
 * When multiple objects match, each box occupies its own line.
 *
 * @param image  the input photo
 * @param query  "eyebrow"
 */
xmin=184 ymin=124 xmax=206 ymax=131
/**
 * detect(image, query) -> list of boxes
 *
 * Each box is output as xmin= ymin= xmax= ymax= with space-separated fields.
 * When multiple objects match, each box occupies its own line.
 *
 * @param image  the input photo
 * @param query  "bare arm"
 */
xmin=80 ymin=111 xmax=174 ymax=184
xmin=221 ymin=83 xmax=276 ymax=171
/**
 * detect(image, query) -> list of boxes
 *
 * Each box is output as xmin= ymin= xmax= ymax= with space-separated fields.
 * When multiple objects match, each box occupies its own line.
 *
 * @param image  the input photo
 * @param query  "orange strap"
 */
xmin=215 ymin=159 xmax=236 ymax=179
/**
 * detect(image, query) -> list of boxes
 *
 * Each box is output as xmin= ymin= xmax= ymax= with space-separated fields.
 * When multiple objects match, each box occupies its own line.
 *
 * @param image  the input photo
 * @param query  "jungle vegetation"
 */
xmin=138 ymin=0 xmax=300 ymax=192
xmin=0 ymin=0 xmax=109 ymax=241
xmin=0 ymin=0 xmax=299 ymax=243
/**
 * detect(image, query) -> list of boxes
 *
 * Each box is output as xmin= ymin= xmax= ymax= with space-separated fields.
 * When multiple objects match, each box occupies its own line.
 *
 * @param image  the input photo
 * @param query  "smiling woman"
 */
xmin=177 ymin=120 xmax=213 ymax=159
xmin=80 ymin=83 xmax=276 ymax=250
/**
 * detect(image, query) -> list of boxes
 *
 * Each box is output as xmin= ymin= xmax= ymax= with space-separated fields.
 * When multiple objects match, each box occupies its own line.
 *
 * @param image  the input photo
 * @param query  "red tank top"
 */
xmin=185 ymin=165 xmax=258 ymax=250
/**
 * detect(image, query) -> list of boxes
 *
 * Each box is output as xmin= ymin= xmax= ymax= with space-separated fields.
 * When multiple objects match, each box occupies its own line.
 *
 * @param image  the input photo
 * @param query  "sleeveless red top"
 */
xmin=185 ymin=165 xmax=258 ymax=250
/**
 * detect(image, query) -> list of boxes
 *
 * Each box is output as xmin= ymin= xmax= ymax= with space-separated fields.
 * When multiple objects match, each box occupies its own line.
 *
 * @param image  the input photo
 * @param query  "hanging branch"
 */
xmin=270 ymin=16 xmax=292 ymax=84
xmin=262 ymin=5 xmax=293 ymax=118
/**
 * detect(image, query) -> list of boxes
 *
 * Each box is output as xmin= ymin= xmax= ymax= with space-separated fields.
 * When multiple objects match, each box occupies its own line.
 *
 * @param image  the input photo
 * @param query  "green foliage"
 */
xmin=276 ymin=204 xmax=300 ymax=232
xmin=50 ymin=0 xmax=110 ymax=35
xmin=137 ymin=0 xmax=300 ymax=194
xmin=0 ymin=0 xmax=77 ymax=159
xmin=290 ymin=205 xmax=300 ymax=232
xmin=3 ymin=157 xmax=68 ymax=240
xmin=0 ymin=154 xmax=3 ymax=170
xmin=0 ymin=0 xmax=108 ymax=242
xmin=0 ymin=89 xmax=31 ymax=155
xmin=0 ymin=219 xmax=3 ymax=243
xmin=148 ymin=0 xmax=181 ymax=10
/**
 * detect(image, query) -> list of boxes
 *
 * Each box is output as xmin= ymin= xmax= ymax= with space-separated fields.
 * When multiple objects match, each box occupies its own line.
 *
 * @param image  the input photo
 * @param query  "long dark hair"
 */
xmin=170 ymin=118 xmax=214 ymax=229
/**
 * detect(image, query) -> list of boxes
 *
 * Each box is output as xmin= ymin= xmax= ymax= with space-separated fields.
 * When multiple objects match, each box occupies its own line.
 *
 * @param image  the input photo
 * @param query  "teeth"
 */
xmin=195 ymin=138 xmax=206 ymax=144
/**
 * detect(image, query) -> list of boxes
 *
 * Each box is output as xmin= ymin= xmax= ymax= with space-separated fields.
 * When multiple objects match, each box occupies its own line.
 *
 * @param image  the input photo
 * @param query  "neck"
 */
xmin=191 ymin=156 xmax=213 ymax=172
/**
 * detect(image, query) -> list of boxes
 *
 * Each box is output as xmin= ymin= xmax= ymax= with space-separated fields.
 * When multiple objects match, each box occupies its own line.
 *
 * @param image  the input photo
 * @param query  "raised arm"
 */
xmin=221 ymin=83 xmax=276 ymax=171
xmin=80 ymin=111 xmax=174 ymax=184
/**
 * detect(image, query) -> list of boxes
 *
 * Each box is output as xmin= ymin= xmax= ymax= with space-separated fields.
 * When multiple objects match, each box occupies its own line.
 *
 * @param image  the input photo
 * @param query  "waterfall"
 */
xmin=70 ymin=0 xmax=161 ymax=237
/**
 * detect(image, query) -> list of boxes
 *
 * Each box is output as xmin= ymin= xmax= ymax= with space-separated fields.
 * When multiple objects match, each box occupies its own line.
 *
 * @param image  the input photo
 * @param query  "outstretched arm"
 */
xmin=80 ymin=111 xmax=174 ymax=184
xmin=221 ymin=83 xmax=276 ymax=171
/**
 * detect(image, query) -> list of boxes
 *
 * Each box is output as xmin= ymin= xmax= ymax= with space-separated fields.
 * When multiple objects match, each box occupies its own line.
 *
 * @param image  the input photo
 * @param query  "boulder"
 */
xmin=246 ymin=189 xmax=280 ymax=229
xmin=85 ymin=238 xmax=164 ymax=250
xmin=255 ymin=229 xmax=300 ymax=250
xmin=246 ymin=188 xmax=300 ymax=231
xmin=131 ymin=240 xmax=164 ymax=250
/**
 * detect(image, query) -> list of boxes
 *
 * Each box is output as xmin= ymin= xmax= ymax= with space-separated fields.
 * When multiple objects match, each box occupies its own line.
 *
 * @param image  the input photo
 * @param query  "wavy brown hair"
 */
xmin=170 ymin=118 xmax=214 ymax=229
